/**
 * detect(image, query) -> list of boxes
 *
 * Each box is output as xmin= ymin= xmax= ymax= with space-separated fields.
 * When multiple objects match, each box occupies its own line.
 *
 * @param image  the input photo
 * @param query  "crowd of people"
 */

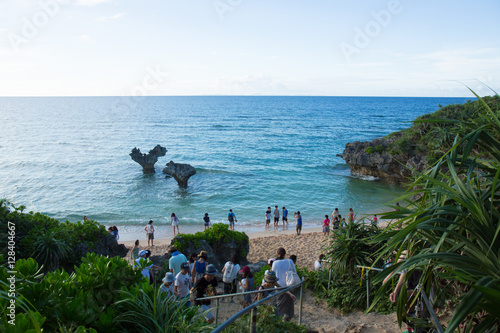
xmin=130 ymin=244 xmax=302 ymax=324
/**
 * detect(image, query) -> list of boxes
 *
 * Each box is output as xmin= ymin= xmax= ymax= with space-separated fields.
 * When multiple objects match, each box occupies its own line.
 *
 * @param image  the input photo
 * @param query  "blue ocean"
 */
xmin=0 ymin=96 xmax=471 ymax=240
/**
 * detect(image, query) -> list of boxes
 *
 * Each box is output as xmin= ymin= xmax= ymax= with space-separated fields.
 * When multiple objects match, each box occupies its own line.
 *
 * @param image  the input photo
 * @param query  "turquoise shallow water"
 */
xmin=0 ymin=96 xmax=471 ymax=240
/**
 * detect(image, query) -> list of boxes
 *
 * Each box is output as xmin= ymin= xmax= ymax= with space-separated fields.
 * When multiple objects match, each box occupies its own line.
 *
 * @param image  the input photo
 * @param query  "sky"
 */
xmin=0 ymin=0 xmax=499 ymax=97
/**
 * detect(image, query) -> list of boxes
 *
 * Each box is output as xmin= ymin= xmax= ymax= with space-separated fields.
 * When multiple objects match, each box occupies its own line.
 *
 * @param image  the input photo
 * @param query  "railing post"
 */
xmin=250 ymin=306 xmax=257 ymax=333
xmin=328 ymin=268 xmax=332 ymax=290
xmin=298 ymin=277 xmax=304 ymax=325
xmin=365 ymin=269 xmax=370 ymax=308
xmin=215 ymin=298 xmax=220 ymax=325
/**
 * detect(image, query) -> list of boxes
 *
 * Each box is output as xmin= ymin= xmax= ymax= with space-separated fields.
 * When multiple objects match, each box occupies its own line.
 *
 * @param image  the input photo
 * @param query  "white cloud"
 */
xmin=76 ymin=0 xmax=112 ymax=6
xmin=78 ymin=34 xmax=94 ymax=42
xmin=96 ymin=12 xmax=125 ymax=22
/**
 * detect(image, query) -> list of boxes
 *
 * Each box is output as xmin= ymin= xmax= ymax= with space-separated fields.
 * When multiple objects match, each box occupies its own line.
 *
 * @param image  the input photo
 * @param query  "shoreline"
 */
xmin=120 ymin=224 xmax=325 ymax=247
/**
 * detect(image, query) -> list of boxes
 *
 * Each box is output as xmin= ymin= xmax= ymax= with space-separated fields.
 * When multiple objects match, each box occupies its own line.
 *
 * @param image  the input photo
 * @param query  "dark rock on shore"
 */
xmin=163 ymin=161 xmax=196 ymax=187
xmin=130 ymin=145 xmax=167 ymax=173
xmin=341 ymin=138 xmax=429 ymax=183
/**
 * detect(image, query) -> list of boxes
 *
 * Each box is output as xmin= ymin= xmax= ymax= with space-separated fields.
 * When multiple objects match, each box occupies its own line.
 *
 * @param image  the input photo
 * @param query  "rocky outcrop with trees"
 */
xmin=341 ymin=96 xmax=499 ymax=183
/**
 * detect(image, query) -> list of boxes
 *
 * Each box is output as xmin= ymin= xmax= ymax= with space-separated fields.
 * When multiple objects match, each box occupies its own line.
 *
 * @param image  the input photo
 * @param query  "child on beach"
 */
xmin=144 ymin=220 xmax=155 ymax=246
xmin=323 ymin=215 xmax=330 ymax=236
xmin=294 ymin=211 xmax=302 ymax=235
xmin=238 ymin=266 xmax=255 ymax=308
xmin=171 ymin=213 xmax=180 ymax=236
xmin=130 ymin=240 xmax=140 ymax=260
xmin=373 ymin=214 xmax=378 ymax=225
xmin=348 ymin=208 xmax=354 ymax=223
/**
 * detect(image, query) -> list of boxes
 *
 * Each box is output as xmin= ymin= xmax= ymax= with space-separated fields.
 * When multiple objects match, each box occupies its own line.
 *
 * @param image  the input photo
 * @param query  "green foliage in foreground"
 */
xmin=386 ymin=95 xmax=499 ymax=158
xmin=298 ymin=268 xmax=395 ymax=314
xmin=0 ymin=254 xmax=213 ymax=332
xmin=173 ymin=223 xmax=249 ymax=258
xmin=0 ymin=200 xmax=109 ymax=272
xmin=371 ymin=93 xmax=500 ymax=332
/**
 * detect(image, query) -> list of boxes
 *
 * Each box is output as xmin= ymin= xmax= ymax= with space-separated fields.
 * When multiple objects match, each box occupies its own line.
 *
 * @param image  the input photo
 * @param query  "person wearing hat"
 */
xmin=161 ymin=272 xmax=175 ymax=297
xmin=174 ymin=262 xmax=191 ymax=302
xmin=191 ymin=250 xmax=209 ymax=284
xmin=190 ymin=264 xmax=219 ymax=324
xmin=238 ymin=266 xmax=255 ymax=308
xmin=169 ymin=246 xmax=188 ymax=276
xmin=134 ymin=250 xmax=160 ymax=283
xmin=257 ymin=270 xmax=296 ymax=303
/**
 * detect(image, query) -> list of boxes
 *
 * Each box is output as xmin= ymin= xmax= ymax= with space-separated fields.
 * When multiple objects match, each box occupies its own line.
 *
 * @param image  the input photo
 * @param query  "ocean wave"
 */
xmin=350 ymin=173 xmax=380 ymax=181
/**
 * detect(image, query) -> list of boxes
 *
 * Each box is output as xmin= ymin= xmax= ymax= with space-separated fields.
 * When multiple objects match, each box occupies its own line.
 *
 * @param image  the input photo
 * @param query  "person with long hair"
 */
xmin=130 ymin=239 xmax=140 ymax=261
xmin=171 ymin=213 xmax=180 ymax=236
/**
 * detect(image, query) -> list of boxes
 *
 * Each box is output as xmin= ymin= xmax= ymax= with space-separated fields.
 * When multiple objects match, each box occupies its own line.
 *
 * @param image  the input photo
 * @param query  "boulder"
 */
xmin=130 ymin=145 xmax=167 ymax=173
xmin=156 ymin=235 xmax=249 ymax=274
xmin=163 ymin=161 xmax=196 ymax=187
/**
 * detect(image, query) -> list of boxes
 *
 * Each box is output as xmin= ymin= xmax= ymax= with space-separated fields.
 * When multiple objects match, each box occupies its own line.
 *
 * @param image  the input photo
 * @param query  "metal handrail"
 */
xmin=211 ymin=278 xmax=306 ymax=333
xmin=194 ymin=284 xmax=291 ymax=301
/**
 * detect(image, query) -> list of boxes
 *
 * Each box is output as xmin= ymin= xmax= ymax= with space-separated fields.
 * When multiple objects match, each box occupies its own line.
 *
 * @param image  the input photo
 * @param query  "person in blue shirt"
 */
xmin=282 ymin=207 xmax=288 ymax=227
xmin=227 ymin=209 xmax=237 ymax=231
xmin=294 ymin=211 xmax=302 ymax=236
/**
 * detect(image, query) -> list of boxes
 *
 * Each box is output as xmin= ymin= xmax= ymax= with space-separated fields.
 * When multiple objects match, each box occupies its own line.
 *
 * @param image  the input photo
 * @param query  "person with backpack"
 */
xmin=227 ymin=209 xmax=237 ymax=230
xmin=222 ymin=254 xmax=241 ymax=303
xmin=238 ymin=266 xmax=255 ymax=308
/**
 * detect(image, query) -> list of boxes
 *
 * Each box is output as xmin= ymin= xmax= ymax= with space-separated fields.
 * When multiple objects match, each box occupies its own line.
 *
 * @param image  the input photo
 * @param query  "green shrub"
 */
xmin=173 ymin=223 xmax=249 ymax=258
xmin=365 ymin=147 xmax=374 ymax=154
xmin=375 ymin=145 xmax=384 ymax=154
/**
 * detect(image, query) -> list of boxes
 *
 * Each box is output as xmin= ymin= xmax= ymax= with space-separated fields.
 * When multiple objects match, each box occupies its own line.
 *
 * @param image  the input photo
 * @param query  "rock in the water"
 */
xmin=163 ymin=161 xmax=196 ymax=187
xmin=130 ymin=145 xmax=167 ymax=173
xmin=341 ymin=138 xmax=429 ymax=183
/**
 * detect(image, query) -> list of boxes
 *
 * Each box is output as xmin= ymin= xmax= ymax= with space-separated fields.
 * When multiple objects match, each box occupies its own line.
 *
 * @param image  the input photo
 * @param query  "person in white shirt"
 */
xmin=134 ymin=250 xmax=160 ymax=283
xmin=314 ymin=254 xmax=325 ymax=271
xmin=144 ymin=220 xmax=155 ymax=246
xmin=271 ymin=247 xmax=297 ymax=321
xmin=175 ymin=262 xmax=191 ymax=303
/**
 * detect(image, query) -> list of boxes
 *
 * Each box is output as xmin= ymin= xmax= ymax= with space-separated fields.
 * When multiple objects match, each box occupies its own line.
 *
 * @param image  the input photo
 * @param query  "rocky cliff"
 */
xmin=341 ymin=137 xmax=429 ymax=183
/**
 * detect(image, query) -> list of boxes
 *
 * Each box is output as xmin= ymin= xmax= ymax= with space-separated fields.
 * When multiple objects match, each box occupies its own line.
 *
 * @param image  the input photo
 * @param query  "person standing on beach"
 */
xmin=227 ymin=209 xmax=237 ymax=231
xmin=348 ymin=208 xmax=354 ymax=223
xmin=169 ymin=246 xmax=188 ymax=276
xmin=203 ymin=213 xmax=210 ymax=230
xmin=331 ymin=208 xmax=339 ymax=222
xmin=294 ymin=211 xmax=302 ymax=236
xmin=373 ymin=214 xmax=378 ymax=226
xmin=273 ymin=206 xmax=280 ymax=229
xmin=145 ymin=220 xmax=155 ymax=247
xmin=323 ymin=215 xmax=330 ymax=236
xmin=171 ymin=213 xmax=180 ymax=236
xmin=282 ymin=206 xmax=288 ymax=227
xmin=265 ymin=207 xmax=271 ymax=231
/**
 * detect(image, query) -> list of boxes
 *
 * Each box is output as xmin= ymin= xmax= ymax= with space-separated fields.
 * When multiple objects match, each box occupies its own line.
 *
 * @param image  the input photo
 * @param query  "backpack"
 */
xmin=228 ymin=213 xmax=234 ymax=222
xmin=223 ymin=261 xmax=238 ymax=283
